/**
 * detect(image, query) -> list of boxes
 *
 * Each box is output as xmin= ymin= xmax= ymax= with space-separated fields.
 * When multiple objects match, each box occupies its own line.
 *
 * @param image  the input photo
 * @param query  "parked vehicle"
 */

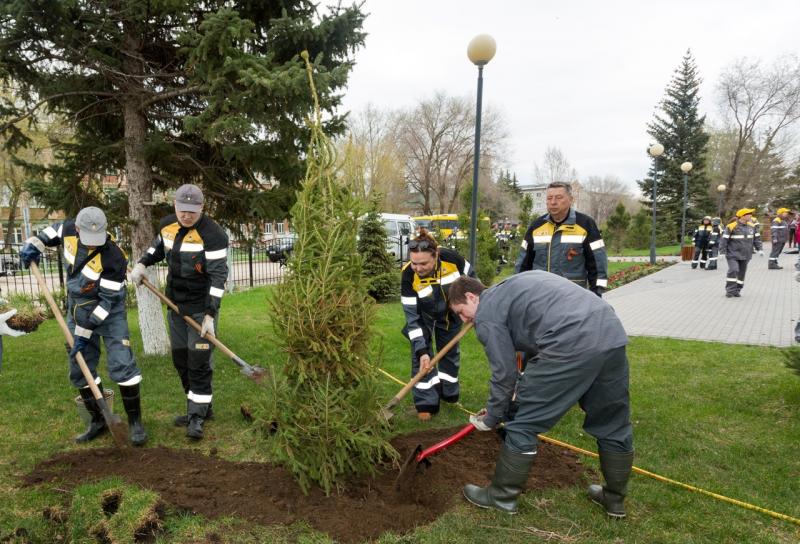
xmin=412 ymin=214 xmax=460 ymax=240
xmin=379 ymin=213 xmax=416 ymax=261
xmin=265 ymin=233 xmax=297 ymax=264
xmin=0 ymin=253 xmax=18 ymax=277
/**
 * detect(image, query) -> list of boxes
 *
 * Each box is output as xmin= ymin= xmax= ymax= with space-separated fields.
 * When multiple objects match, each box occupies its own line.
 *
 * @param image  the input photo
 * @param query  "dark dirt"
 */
xmin=24 ymin=426 xmax=587 ymax=543
xmin=3 ymin=308 xmax=46 ymax=333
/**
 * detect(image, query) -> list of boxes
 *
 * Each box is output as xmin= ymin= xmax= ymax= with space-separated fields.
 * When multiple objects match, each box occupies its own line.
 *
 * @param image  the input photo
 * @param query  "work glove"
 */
xmin=130 ymin=263 xmax=147 ymax=286
xmin=200 ymin=314 xmax=215 ymax=338
xmin=469 ymin=408 xmax=493 ymax=431
xmin=0 ymin=309 xmax=26 ymax=337
xmin=69 ymin=336 xmax=90 ymax=362
xmin=19 ymin=237 xmax=44 ymax=268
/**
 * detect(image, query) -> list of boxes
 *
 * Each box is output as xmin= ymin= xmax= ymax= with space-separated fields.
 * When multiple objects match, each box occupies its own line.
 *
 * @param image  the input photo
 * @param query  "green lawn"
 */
xmin=1 ymin=287 xmax=798 ymax=543
xmin=615 ymin=244 xmax=681 ymax=257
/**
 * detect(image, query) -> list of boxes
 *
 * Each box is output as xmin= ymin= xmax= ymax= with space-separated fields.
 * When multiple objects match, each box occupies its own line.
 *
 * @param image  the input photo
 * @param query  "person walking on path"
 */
xmin=788 ymin=215 xmax=797 ymax=249
xmin=691 ymin=216 xmax=714 ymax=269
xmin=131 ymin=184 xmax=228 ymax=440
xmin=768 ymin=208 xmax=790 ymax=269
xmin=515 ymin=181 xmax=608 ymax=296
xmin=719 ymin=208 xmax=763 ymax=298
xmin=19 ymin=207 xmax=147 ymax=446
xmin=400 ymin=228 xmax=475 ymax=421
xmin=447 ymin=273 xmax=634 ymax=518
xmin=706 ymin=217 xmax=723 ymax=270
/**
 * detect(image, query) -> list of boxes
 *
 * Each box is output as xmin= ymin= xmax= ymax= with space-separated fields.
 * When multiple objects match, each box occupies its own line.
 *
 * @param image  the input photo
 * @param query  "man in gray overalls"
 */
xmin=448 ymin=272 xmax=634 ymax=518
xmin=719 ymin=208 xmax=763 ymax=297
xmin=19 ymin=207 xmax=147 ymax=446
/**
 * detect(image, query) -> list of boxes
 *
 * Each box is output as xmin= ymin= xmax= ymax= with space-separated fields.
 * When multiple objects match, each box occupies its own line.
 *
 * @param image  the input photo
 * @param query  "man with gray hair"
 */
xmin=131 ymin=184 xmax=228 ymax=440
xmin=515 ymin=181 xmax=608 ymax=296
xmin=19 ymin=207 xmax=147 ymax=446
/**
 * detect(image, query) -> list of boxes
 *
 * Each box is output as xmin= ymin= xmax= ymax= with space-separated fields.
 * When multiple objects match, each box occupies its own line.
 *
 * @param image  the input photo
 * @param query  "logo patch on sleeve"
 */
xmin=195 ymin=342 xmax=210 ymax=350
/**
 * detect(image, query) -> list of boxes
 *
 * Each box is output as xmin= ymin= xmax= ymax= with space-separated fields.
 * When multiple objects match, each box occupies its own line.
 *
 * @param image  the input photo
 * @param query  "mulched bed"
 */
xmin=24 ymin=426 xmax=587 ymax=543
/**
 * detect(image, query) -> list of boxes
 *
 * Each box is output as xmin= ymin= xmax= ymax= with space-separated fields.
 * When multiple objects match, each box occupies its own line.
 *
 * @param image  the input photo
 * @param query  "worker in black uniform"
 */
xmin=131 ymin=184 xmax=228 ymax=439
xmin=706 ymin=217 xmax=722 ymax=270
xmin=719 ymin=208 xmax=763 ymax=297
xmin=448 ymin=273 xmax=633 ymax=518
xmin=19 ymin=207 xmax=147 ymax=446
xmin=400 ymin=228 xmax=475 ymax=421
xmin=691 ymin=216 xmax=714 ymax=269
xmin=515 ymin=181 xmax=608 ymax=296
xmin=768 ymin=208 xmax=790 ymax=269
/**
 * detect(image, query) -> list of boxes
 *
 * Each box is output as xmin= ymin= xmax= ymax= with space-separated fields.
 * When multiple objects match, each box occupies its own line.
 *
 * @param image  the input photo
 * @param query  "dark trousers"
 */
xmin=768 ymin=242 xmax=785 ymax=267
xmin=168 ymin=310 xmax=214 ymax=405
xmin=503 ymin=346 xmax=633 ymax=455
xmin=692 ymin=243 xmax=709 ymax=268
xmin=410 ymin=322 xmax=461 ymax=414
xmin=707 ymin=244 xmax=719 ymax=270
xmin=725 ymin=258 xmax=749 ymax=295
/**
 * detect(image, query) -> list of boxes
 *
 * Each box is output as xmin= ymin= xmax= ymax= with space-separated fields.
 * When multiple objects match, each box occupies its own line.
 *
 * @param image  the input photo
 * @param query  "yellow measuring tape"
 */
xmin=376 ymin=367 xmax=800 ymax=527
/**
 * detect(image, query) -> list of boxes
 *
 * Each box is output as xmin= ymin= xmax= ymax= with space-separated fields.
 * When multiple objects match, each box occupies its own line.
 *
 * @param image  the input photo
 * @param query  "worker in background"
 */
xmin=706 ymin=217 xmax=722 ymax=270
xmin=691 ymin=216 xmax=714 ymax=269
xmin=768 ymin=208 xmax=790 ymax=269
xmin=719 ymin=208 xmax=763 ymax=298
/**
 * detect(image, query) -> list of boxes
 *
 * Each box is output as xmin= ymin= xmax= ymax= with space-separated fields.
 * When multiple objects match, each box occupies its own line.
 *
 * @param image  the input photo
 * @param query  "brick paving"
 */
xmin=605 ymin=245 xmax=800 ymax=347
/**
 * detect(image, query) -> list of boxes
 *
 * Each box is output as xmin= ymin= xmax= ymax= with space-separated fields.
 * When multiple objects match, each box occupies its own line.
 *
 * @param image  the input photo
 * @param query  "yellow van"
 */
xmin=412 ymin=214 xmax=460 ymax=240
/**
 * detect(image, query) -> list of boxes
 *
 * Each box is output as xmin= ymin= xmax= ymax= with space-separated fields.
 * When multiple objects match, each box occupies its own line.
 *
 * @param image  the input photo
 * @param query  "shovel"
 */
xmin=380 ymin=322 xmax=473 ymax=420
xmin=138 ymin=276 xmax=266 ymax=380
xmin=395 ymin=423 xmax=476 ymax=492
xmin=30 ymin=262 xmax=127 ymax=448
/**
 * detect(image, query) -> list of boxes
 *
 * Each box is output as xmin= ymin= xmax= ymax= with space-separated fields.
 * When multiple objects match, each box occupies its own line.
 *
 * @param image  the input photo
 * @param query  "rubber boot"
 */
xmin=75 ymin=386 xmax=107 ymax=443
xmin=174 ymin=403 xmax=213 ymax=427
xmin=119 ymin=383 xmax=148 ymax=447
xmin=588 ymin=450 xmax=634 ymax=519
xmin=463 ymin=444 xmax=535 ymax=514
xmin=186 ymin=400 xmax=209 ymax=440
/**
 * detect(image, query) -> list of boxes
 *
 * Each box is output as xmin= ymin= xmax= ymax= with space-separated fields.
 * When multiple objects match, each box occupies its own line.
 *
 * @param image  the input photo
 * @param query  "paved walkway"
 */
xmin=605 ymin=245 xmax=800 ymax=347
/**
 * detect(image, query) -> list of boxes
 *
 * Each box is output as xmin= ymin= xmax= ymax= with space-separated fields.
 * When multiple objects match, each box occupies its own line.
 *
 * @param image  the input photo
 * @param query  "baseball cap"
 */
xmin=174 ymin=184 xmax=204 ymax=212
xmin=75 ymin=207 xmax=108 ymax=246
xmin=777 ymin=207 xmax=790 ymax=215
xmin=736 ymin=208 xmax=755 ymax=218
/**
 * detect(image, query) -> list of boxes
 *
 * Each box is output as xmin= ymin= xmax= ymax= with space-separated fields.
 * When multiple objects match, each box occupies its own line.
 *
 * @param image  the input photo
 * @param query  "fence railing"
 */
xmin=0 ymin=235 xmax=415 ymax=302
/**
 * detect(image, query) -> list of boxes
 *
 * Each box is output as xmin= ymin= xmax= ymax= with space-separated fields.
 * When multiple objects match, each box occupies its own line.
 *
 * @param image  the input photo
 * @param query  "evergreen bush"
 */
xmin=357 ymin=202 xmax=399 ymax=302
xmin=260 ymin=52 xmax=396 ymax=494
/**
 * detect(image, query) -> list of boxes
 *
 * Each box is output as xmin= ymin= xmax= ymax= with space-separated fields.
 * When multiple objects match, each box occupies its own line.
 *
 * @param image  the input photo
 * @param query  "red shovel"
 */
xmin=395 ymin=423 xmax=476 ymax=491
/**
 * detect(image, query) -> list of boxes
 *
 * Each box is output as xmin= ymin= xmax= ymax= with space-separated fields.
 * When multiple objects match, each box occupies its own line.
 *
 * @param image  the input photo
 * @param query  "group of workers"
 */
xmin=401 ymin=180 xmax=631 ymax=518
xmin=10 ymin=184 xmax=228 ymax=446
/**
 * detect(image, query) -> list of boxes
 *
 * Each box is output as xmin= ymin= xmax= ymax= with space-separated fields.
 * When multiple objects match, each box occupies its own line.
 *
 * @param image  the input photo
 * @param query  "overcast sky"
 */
xmin=335 ymin=0 xmax=799 ymax=190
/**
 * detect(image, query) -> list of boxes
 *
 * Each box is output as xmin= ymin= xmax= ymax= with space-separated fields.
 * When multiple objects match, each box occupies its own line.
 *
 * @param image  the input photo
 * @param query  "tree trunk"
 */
xmin=4 ymin=189 xmax=20 ymax=247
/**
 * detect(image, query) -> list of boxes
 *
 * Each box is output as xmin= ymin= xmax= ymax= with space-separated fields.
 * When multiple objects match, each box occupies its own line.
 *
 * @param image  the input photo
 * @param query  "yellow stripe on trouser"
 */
xmin=375 ymin=367 xmax=800 ymax=527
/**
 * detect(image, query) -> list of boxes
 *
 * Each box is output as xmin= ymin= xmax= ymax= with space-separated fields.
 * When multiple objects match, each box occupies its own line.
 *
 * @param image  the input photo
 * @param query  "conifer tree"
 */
xmin=605 ymin=203 xmax=631 ymax=254
xmin=638 ymin=50 xmax=711 ymax=241
xmin=358 ymin=199 xmax=399 ymax=302
xmin=261 ymin=53 xmax=395 ymax=494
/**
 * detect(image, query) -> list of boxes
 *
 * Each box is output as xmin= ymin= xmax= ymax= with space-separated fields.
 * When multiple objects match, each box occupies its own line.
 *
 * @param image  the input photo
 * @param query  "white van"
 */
xmin=379 ymin=213 xmax=416 ymax=261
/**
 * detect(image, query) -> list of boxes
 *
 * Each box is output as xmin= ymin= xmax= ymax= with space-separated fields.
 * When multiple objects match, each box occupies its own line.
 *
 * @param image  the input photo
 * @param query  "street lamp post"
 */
xmin=716 ymin=184 xmax=726 ymax=217
xmin=648 ymin=143 xmax=665 ymax=265
xmin=680 ymin=161 xmax=693 ymax=248
xmin=467 ymin=34 xmax=496 ymax=270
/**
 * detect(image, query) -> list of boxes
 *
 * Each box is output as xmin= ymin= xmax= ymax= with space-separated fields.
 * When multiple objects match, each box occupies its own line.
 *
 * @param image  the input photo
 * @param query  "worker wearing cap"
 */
xmin=768 ymin=208 xmax=790 ymax=269
xmin=19 ymin=207 xmax=147 ymax=446
xmin=131 ymin=184 xmax=228 ymax=440
xmin=706 ymin=217 xmax=723 ymax=270
xmin=691 ymin=216 xmax=714 ymax=269
xmin=719 ymin=208 xmax=763 ymax=297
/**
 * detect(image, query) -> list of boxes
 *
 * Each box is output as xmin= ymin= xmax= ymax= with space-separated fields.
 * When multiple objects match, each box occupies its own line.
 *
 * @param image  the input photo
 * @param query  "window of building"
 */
xmin=276 ymin=222 xmax=285 ymax=235
xmin=264 ymin=222 xmax=272 ymax=234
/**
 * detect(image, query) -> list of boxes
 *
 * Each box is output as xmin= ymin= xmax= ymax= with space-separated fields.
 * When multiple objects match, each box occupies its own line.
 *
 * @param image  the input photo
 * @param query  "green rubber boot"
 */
xmin=588 ymin=450 xmax=634 ymax=519
xmin=463 ymin=444 xmax=535 ymax=514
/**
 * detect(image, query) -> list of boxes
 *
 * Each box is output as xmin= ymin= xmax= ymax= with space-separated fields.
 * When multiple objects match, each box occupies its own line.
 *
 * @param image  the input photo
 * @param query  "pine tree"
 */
xmin=638 ymin=50 xmax=711 ymax=242
xmin=358 ymin=200 xmax=399 ymax=302
xmin=261 ymin=53 xmax=395 ymax=494
xmin=457 ymin=183 xmax=497 ymax=284
xmin=605 ymin=203 xmax=631 ymax=254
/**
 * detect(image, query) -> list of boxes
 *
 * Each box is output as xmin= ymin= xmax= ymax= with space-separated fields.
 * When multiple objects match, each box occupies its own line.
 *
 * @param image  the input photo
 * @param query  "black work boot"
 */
xmin=75 ymin=386 xmax=107 ymax=443
xmin=588 ymin=450 xmax=634 ymax=519
xmin=174 ymin=402 xmax=213 ymax=427
xmin=186 ymin=400 xmax=209 ymax=440
xmin=463 ymin=444 xmax=535 ymax=514
xmin=119 ymin=383 xmax=148 ymax=447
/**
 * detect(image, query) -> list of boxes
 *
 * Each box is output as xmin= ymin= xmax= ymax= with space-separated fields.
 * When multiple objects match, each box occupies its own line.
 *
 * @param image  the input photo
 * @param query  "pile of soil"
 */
xmin=1 ymin=306 xmax=46 ymax=333
xmin=24 ymin=426 xmax=587 ymax=543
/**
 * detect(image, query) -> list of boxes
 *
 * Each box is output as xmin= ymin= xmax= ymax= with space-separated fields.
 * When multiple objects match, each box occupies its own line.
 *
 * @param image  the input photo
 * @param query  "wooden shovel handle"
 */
xmin=384 ymin=322 xmax=473 ymax=410
xmin=29 ymin=263 xmax=105 ymax=403
xmin=139 ymin=276 xmax=237 ymax=360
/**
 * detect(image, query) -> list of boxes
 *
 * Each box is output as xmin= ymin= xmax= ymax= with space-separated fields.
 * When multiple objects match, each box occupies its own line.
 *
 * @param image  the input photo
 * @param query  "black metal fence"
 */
xmin=0 ymin=235 xmax=414 ymax=301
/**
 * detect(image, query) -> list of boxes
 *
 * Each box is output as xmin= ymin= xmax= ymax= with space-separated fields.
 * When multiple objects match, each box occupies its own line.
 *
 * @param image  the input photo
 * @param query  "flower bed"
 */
xmin=607 ymin=261 xmax=672 ymax=290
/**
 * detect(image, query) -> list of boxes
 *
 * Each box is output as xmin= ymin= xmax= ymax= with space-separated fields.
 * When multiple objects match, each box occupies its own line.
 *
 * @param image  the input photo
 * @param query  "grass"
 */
xmin=615 ymin=244 xmax=681 ymax=257
xmin=1 ymin=287 xmax=799 ymax=543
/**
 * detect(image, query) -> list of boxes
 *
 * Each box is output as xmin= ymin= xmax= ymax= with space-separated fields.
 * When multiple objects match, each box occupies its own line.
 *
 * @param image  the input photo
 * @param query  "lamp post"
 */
xmin=467 ymin=33 xmax=496 ymax=270
xmin=716 ymin=184 xmax=726 ymax=217
xmin=648 ymin=143 xmax=664 ymax=265
xmin=680 ymin=161 xmax=693 ymax=248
